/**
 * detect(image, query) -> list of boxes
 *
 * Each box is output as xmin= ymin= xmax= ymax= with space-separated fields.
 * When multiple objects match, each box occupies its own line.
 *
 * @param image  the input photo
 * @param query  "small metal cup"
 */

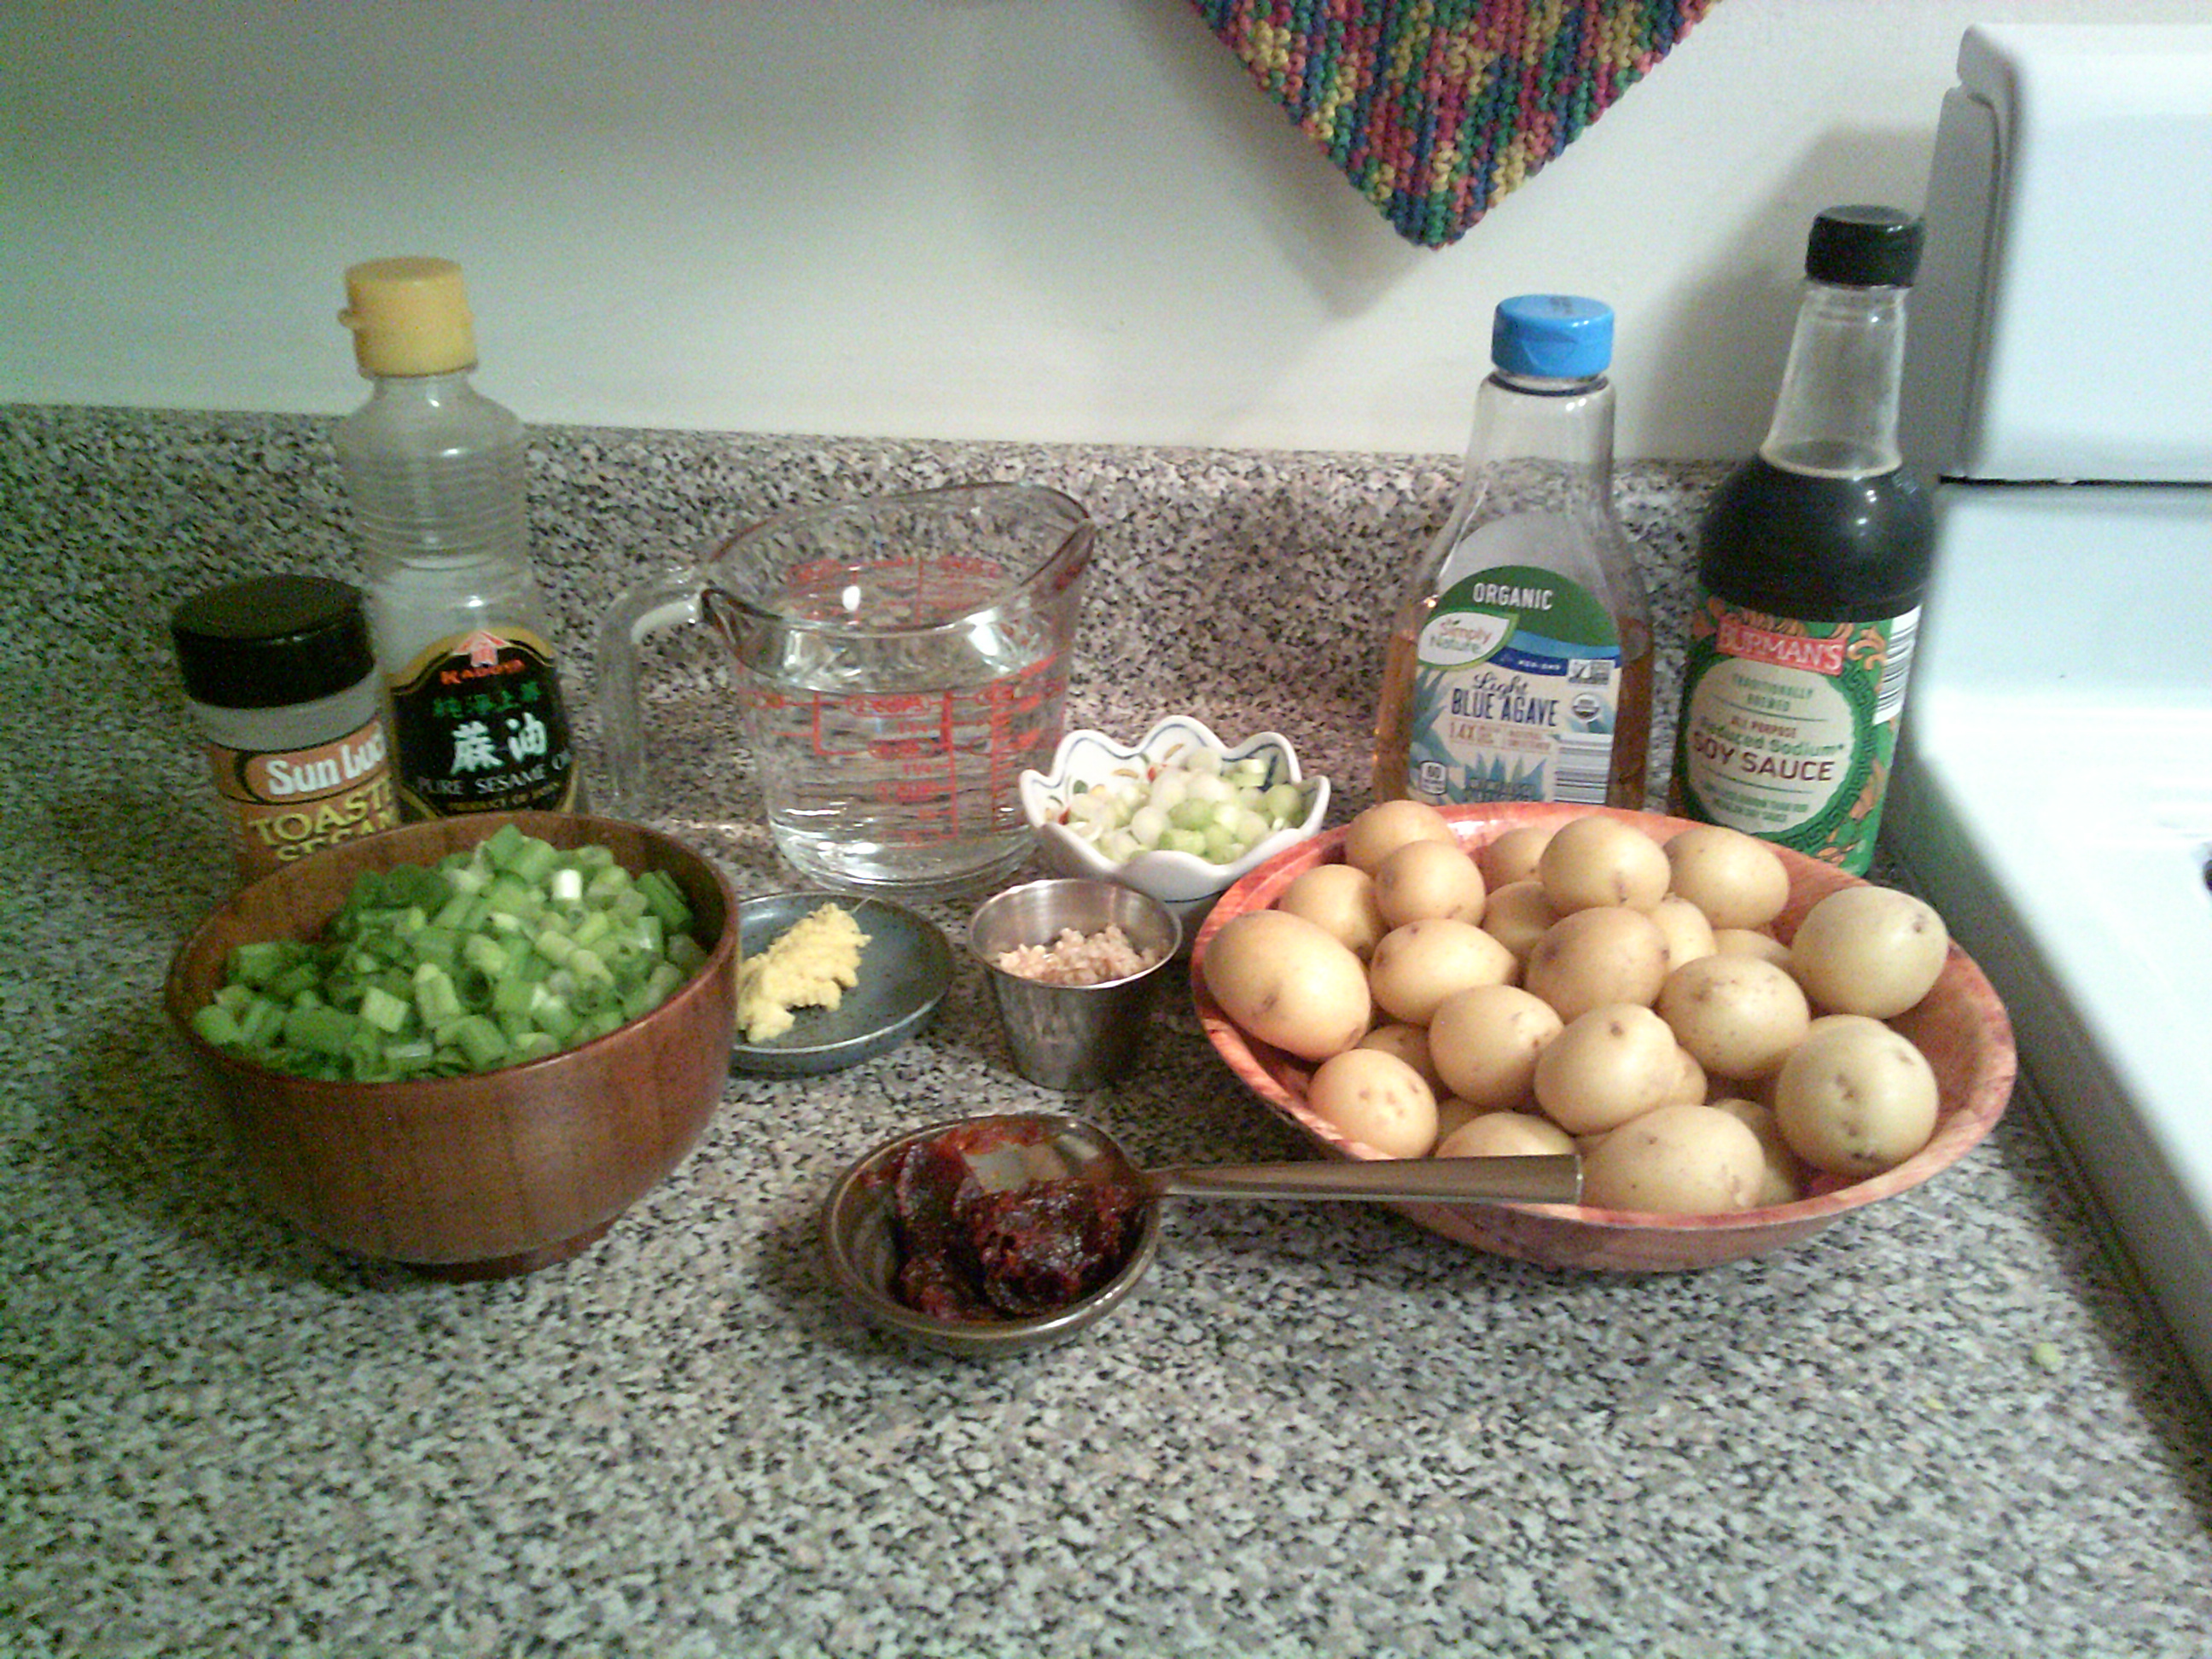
xmin=967 ymin=879 xmax=1182 ymax=1090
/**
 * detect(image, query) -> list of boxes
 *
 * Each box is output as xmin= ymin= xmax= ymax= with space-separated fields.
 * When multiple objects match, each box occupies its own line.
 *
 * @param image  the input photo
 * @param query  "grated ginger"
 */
xmin=736 ymin=904 xmax=870 ymax=1043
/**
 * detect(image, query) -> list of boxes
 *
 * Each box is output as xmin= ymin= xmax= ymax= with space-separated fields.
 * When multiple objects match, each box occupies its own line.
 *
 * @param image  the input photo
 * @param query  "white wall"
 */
xmin=3 ymin=0 xmax=2200 ymax=459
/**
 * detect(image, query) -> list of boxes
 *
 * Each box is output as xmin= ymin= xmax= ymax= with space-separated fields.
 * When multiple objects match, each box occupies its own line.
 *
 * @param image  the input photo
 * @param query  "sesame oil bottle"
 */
xmin=333 ymin=256 xmax=580 ymax=820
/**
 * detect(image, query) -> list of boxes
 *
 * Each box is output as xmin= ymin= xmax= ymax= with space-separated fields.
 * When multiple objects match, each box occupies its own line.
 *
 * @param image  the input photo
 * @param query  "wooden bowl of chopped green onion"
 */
xmin=164 ymin=812 xmax=739 ymax=1278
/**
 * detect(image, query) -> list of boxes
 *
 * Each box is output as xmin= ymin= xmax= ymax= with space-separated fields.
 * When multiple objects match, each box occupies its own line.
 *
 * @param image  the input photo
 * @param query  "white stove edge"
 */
xmin=1892 ymin=701 xmax=2212 ymax=1396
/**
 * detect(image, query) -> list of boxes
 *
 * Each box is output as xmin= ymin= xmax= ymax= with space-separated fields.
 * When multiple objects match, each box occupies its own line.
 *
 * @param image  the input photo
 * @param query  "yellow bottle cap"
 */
xmin=339 ymin=256 xmax=478 ymax=375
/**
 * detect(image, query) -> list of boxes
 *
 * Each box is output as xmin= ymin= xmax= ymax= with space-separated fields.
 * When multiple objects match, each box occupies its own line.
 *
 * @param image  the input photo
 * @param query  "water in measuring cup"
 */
xmin=737 ymin=602 xmax=1071 ymax=892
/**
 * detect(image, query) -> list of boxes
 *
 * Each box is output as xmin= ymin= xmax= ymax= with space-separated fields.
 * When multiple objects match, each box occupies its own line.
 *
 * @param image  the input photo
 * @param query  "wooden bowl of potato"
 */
xmin=1190 ymin=802 xmax=2017 ymax=1272
xmin=165 ymin=812 xmax=739 ymax=1278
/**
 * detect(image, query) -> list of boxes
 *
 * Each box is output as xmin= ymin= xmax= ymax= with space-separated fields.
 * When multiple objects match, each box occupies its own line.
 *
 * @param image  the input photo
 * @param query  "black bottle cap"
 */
xmin=1806 ymin=205 xmax=1924 ymax=288
xmin=171 ymin=574 xmax=376 ymax=709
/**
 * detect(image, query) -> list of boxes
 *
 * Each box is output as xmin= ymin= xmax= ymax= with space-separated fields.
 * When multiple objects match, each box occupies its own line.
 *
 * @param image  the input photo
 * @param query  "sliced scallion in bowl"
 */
xmin=1051 ymin=747 xmax=1310 ymax=865
xmin=189 ymin=823 xmax=708 ymax=1081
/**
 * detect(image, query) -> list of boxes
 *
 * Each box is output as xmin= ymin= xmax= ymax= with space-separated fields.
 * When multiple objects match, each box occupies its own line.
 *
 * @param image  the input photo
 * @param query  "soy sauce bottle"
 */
xmin=1669 ymin=207 xmax=1931 ymax=874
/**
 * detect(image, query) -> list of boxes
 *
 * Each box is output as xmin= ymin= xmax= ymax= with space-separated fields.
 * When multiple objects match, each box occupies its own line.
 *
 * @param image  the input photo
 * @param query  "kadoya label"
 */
xmin=1401 ymin=562 xmax=1625 ymax=807
xmin=1672 ymin=596 xmax=1918 ymax=874
xmin=387 ymin=627 xmax=578 ymax=817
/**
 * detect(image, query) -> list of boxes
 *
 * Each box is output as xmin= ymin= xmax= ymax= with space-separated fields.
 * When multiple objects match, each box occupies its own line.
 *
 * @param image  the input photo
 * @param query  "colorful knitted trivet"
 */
xmin=1188 ymin=0 xmax=1717 ymax=248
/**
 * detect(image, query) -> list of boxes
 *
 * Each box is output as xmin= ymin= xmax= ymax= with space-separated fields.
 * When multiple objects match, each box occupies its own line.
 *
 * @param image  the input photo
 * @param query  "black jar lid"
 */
xmin=1806 ymin=205 xmax=1924 ymax=288
xmin=171 ymin=574 xmax=376 ymax=709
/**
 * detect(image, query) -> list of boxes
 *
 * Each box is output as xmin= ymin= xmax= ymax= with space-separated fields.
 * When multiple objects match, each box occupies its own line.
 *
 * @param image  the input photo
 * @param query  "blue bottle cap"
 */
xmin=1491 ymin=294 xmax=1614 ymax=379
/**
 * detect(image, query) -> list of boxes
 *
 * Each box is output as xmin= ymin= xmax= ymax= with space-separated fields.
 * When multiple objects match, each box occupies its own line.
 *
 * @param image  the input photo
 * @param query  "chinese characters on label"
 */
xmin=387 ymin=631 xmax=577 ymax=817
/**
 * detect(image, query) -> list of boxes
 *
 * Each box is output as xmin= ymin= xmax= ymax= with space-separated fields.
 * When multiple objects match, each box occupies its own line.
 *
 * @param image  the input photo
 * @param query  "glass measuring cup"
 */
xmin=598 ymin=484 xmax=1093 ymax=893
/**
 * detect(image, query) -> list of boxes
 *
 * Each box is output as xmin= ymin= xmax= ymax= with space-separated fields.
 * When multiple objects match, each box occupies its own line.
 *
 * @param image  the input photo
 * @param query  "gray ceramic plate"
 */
xmin=731 ymin=892 xmax=954 ymax=1076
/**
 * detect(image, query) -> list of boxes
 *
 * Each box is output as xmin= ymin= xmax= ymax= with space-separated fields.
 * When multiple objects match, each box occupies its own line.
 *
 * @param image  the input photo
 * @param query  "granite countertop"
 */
xmin=4 ymin=405 xmax=2209 ymax=1658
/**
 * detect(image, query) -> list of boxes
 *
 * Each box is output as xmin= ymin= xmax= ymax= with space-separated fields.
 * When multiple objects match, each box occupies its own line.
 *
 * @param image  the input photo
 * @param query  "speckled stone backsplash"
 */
xmin=0 ymin=404 xmax=1722 ymax=834
xmin=9 ymin=404 xmax=2210 ymax=1659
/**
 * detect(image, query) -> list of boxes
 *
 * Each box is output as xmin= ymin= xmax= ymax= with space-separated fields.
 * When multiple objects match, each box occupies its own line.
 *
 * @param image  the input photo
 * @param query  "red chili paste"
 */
xmin=887 ymin=1121 xmax=1141 ymax=1321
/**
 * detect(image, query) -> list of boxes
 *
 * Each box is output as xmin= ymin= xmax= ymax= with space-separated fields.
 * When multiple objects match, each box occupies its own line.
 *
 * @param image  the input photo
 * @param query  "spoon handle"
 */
xmin=1147 ymin=1155 xmax=1580 ymax=1207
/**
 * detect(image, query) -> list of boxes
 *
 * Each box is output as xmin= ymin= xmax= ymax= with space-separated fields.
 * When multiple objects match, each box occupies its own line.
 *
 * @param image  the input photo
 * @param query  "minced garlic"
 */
xmin=736 ymin=905 xmax=870 ymax=1043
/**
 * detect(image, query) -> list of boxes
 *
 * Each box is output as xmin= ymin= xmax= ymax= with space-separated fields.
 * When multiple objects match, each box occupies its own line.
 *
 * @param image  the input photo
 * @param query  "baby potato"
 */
xmin=1773 ymin=1015 xmax=1940 ymax=1177
xmin=1580 ymin=1103 xmax=1767 ymax=1214
xmin=1426 ymin=984 xmax=1563 ymax=1112
xmin=1367 ymin=918 xmax=1518 ymax=1026
xmin=1532 ymin=1002 xmax=1679 ymax=1136
xmin=1201 ymin=910 xmax=1371 ymax=1062
xmin=1343 ymin=799 xmax=1458 ymax=875
xmin=1522 ymin=905 xmax=1669 ymax=1022
xmin=1713 ymin=928 xmax=1793 ymax=969
xmin=1278 ymin=863 xmax=1388 ymax=959
xmin=1372 ymin=837 xmax=1487 ymax=928
xmin=1656 ymin=953 xmax=1811 ymax=1082
xmin=1662 ymin=824 xmax=1791 ymax=930
xmin=1790 ymin=886 xmax=1949 ymax=1018
xmin=1435 ymin=1094 xmax=1483 ymax=1145
xmin=1307 ymin=1047 xmax=1438 ymax=1158
xmin=1480 ymin=881 xmax=1560 ymax=962
xmin=1648 ymin=894 xmax=1718 ymax=971
xmin=1708 ymin=1097 xmax=1807 ymax=1208
xmin=1666 ymin=1044 xmax=1710 ymax=1107
xmin=1479 ymin=824 xmax=1555 ymax=888
xmin=1803 ymin=1011 xmax=1870 ymax=1043
xmin=1437 ymin=1111 xmax=1576 ymax=1159
xmin=1538 ymin=814 xmax=1672 ymax=913
xmin=1356 ymin=1022 xmax=1446 ymax=1097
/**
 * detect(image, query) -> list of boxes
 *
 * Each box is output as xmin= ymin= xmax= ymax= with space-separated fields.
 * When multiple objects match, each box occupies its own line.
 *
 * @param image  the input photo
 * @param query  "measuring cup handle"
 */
xmin=595 ymin=568 xmax=707 ymax=818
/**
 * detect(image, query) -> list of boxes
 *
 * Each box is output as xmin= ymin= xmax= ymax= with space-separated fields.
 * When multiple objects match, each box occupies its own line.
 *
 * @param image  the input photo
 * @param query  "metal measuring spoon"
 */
xmin=819 ymin=1111 xmax=1581 ymax=1358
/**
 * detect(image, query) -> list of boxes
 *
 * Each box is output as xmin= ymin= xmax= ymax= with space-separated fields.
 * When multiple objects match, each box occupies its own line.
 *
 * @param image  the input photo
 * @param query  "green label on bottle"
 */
xmin=1673 ymin=594 xmax=1918 ymax=874
xmin=387 ymin=627 xmax=578 ymax=818
xmin=1400 ymin=563 xmax=1624 ymax=806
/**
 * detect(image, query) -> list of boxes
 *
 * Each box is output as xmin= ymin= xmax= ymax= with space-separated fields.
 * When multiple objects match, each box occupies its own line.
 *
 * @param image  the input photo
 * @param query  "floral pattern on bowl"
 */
xmin=1018 ymin=716 xmax=1330 ymax=940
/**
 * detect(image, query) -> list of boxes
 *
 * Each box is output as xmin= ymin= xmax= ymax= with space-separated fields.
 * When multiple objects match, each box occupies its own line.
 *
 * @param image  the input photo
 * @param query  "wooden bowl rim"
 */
xmin=1190 ymin=801 xmax=2018 ymax=1237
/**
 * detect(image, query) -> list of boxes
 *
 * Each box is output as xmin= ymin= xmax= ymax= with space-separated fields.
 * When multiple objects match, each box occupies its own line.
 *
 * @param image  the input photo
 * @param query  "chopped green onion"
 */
xmin=358 ymin=985 xmax=412 ymax=1035
xmin=413 ymin=962 xmax=463 ymax=1026
xmin=450 ymin=1015 xmax=509 ymax=1070
xmin=194 ymin=830 xmax=712 ymax=1080
xmin=192 ymin=1003 xmax=245 ymax=1047
xmin=463 ymin=933 xmax=511 ymax=978
xmin=282 ymin=1002 xmax=359 ymax=1057
xmin=482 ymin=822 xmax=528 ymax=868
xmin=1046 ymin=742 xmax=1315 ymax=867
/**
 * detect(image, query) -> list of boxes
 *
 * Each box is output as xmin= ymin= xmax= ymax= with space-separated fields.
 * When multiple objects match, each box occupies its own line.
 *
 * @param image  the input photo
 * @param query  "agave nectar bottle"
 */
xmin=334 ymin=256 xmax=579 ymax=819
xmin=1374 ymin=295 xmax=1653 ymax=809
xmin=1669 ymin=207 xmax=1931 ymax=874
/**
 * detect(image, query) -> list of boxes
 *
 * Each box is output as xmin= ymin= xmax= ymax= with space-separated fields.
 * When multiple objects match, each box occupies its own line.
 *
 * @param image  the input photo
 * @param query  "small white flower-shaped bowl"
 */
xmin=1018 ymin=716 xmax=1330 ymax=945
